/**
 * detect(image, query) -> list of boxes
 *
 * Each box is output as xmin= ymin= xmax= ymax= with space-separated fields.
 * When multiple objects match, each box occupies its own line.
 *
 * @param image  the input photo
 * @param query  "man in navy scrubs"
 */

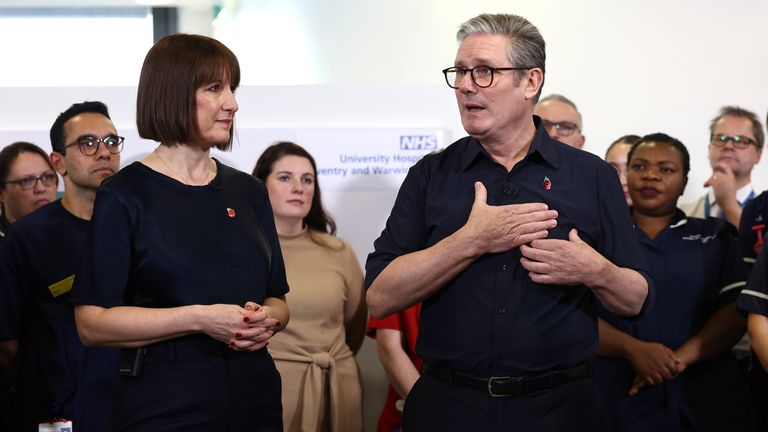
xmin=0 ymin=101 xmax=121 ymax=431
xmin=365 ymin=13 xmax=652 ymax=431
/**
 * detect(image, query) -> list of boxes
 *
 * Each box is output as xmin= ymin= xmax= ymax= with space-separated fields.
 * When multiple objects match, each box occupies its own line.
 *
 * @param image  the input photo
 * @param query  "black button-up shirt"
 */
xmin=366 ymin=116 xmax=651 ymax=374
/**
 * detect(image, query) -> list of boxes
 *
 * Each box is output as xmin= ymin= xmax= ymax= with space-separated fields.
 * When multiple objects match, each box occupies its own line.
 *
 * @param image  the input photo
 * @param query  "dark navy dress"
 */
xmin=69 ymin=160 xmax=289 ymax=431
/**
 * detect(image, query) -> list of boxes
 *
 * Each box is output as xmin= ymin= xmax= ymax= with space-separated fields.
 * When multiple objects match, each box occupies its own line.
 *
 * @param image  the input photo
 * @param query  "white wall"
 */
xmin=209 ymin=0 xmax=768 ymax=201
xmin=2 ymin=1 xmax=768 ymax=429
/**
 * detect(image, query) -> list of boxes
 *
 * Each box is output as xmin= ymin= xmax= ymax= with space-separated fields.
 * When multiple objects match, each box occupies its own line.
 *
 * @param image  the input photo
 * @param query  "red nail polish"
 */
xmin=276 ymin=321 xmax=282 ymax=327
xmin=229 ymin=341 xmax=235 ymax=347
xmin=243 ymin=317 xmax=250 ymax=322
xmin=235 ymin=332 xmax=242 ymax=339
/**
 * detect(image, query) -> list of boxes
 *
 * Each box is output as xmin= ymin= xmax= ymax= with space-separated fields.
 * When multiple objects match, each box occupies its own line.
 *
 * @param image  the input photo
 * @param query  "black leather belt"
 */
xmin=424 ymin=363 xmax=591 ymax=398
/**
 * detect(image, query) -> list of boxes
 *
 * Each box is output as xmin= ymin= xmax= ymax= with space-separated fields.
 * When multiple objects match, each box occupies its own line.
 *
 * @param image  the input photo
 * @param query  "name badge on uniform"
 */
xmin=38 ymin=419 xmax=73 ymax=432
xmin=48 ymin=275 xmax=75 ymax=298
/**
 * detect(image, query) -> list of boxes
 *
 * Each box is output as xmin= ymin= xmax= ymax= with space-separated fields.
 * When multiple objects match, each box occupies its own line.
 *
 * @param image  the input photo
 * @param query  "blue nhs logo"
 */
xmin=400 ymin=135 xmax=438 ymax=151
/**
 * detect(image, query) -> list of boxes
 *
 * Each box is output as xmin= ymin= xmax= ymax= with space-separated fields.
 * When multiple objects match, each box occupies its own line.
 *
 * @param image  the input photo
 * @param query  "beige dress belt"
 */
xmin=273 ymin=343 xmax=354 ymax=431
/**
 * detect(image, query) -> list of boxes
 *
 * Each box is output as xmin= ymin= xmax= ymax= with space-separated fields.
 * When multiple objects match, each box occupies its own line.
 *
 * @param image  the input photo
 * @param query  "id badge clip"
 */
xmin=38 ymin=419 xmax=73 ymax=432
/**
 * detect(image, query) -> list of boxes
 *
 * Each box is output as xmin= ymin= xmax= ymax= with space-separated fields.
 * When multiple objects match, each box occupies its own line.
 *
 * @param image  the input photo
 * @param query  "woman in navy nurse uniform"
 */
xmin=593 ymin=133 xmax=752 ymax=431
xmin=68 ymin=34 xmax=290 ymax=431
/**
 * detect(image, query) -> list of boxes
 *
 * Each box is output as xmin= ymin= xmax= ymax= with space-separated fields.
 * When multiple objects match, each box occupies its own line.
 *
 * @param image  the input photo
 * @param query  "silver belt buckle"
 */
xmin=488 ymin=375 xmax=520 ymax=397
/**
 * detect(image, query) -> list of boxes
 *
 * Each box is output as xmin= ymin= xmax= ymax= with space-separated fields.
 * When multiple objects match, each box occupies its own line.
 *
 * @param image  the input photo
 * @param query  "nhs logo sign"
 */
xmin=400 ymin=135 xmax=438 ymax=151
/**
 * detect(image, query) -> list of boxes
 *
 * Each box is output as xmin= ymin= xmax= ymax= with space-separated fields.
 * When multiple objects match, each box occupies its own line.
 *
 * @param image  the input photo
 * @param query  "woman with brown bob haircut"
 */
xmin=70 ymin=34 xmax=290 ymax=431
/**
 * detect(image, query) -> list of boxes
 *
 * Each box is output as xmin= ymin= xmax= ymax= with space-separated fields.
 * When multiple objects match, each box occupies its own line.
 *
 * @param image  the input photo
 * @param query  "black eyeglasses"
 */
xmin=3 ymin=172 xmax=58 ymax=190
xmin=442 ymin=65 xmax=532 ymax=89
xmin=63 ymin=135 xmax=124 ymax=156
xmin=710 ymin=134 xmax=757 ymax=150
xmin=542 ymin=120 xmax=581 ymax=137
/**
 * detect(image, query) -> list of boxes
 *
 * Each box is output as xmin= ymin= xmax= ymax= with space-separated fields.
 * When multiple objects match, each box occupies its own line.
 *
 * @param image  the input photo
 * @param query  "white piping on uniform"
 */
xmin=739 ymin=289 xmax=768 ymax=301
xmin=670 ymin=219 xmax=688 ymax=229
xmin=719 ymin=281 xmax=746 ymax=295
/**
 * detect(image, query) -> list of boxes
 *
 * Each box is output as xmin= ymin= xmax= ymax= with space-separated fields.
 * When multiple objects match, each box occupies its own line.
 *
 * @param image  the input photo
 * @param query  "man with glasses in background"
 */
xmin=0 ymin=101 xmax=121 ymax=431
xmin=683 ymin=106 xmax=765 ymax=431
xmin=534 ymin=93 xmax=586 ymax=149
xmin=366 ymin=13 xmax=651 ymax=431
xmin=682 ymin=106 xmax=763 ymax=228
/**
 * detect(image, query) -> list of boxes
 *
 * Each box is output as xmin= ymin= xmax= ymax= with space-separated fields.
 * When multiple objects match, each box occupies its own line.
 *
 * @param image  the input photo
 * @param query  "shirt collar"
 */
xmin=459 ymin=115 xmax=561 ymax=171
xmin=669 ymin=208 xmax=688 ymax=229
xmin=629 ymin=207 xmax=688 ymax=229
xmin=706 ymin=182 xmax=754 ymax=207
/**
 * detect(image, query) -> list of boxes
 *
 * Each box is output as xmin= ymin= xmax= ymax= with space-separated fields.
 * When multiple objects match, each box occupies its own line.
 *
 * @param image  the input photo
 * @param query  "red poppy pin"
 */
xmin=227 ymin=208 xmax=236 ymax=218
xmin=542 ymin=176 xmax=552 ymax=190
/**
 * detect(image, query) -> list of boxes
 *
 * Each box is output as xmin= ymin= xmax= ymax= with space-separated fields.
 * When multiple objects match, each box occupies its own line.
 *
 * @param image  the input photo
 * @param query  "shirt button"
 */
xmin=498 ymin=308 xmax=507 ymax=314
xmin=501 ymin=265 xmax=507 ymax=271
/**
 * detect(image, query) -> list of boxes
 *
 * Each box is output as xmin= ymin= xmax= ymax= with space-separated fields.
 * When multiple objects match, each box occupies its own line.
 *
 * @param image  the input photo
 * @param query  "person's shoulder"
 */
xmin=309 ymin=230 xmax=348 ymax=251
xmin=2 ymin=201 xmax=68 ymax=248
xmin=681 ymin=214 xmax=737 ymax=238
xmin=419 ymin=136 xmax=472 ymax=163
xmin=540 ymin=136 xmax=610 ymax=173
xmin=745 ymin=190 xmax=768 ymax=213
xmin=217 ymin=160 xmax=265 ymax=190
xmin=103 ymin=162 xmax=143 ymax=183
xmin=563 ymin=142 xmax=610 ymax=168
xmin=10 ymin=200 xmax=67 ymax=232
xmin=679 ymin=194 xmax=706 ymax=217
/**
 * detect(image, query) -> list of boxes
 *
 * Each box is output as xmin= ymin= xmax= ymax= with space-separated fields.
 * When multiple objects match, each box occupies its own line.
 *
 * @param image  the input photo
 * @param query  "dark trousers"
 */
xmin=403 ymin=373 xmax=608 ymax=431
xmin=110 ymin=335 xmax=282 ymax=432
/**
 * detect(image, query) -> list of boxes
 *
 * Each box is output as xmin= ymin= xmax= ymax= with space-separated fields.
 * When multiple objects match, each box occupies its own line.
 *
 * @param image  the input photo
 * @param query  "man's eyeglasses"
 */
xmin=710 ymin=134 xmax=757 ymax=150
xmin=3 ymin=172 xmax=58 ymax=190
xmin=442 ymin=65 xmax=532 ymax=89
xmin=542 ymin=120 xmax=580 ymax=137
xmin=63 ymin=135 xmax=125 ymax=156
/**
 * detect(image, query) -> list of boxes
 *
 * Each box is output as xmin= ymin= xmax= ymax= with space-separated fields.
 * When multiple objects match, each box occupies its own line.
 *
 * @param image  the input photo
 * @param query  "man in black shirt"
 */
xmin=366 ymin=13 xmax=652 ymax=431
xmin=0 ymin=101 xmax=121 ymax=431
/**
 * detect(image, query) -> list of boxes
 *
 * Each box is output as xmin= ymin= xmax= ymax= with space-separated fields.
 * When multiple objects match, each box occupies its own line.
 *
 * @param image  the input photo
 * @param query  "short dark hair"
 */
xmin=136 ymin=33 xmax=240 ymax=152
xmin=252 ymin=141 xmax=337 ymax=237
xmin=709 ymin=106 xmax=764 ymax=150
xmin=605 ymin=134 xmax=641 ymax=159
xmin=628 ymin=133 xmax=690 ymax=177
xmin=50 ymin=101 xmax=111 ymax=154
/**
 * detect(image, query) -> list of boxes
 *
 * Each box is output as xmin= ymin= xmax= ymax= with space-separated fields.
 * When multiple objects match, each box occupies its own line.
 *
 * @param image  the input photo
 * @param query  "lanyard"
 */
xmin=704 ymin=189 xmax=754 ymax=218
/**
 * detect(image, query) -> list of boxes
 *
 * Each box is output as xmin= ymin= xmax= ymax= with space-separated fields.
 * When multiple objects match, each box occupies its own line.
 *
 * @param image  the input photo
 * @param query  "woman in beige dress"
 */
xmin=253 ymin=141 xmax=367 ymax=432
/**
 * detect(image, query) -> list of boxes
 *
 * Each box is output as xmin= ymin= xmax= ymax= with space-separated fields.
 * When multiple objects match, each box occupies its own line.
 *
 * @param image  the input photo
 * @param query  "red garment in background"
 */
xmin=366 ymin=304 xmax=422 ymax=432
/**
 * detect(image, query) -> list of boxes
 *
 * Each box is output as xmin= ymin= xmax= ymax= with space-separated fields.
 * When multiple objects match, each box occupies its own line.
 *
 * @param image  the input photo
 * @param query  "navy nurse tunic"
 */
xmin=594 ymin=210 xmax=751 ymax=431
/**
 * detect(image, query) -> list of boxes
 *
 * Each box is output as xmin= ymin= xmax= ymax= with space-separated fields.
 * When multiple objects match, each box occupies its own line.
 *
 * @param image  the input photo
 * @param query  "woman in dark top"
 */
xmin=70 ymin=34 xmax=290 ymax=431
xmin=0 ymin=141 xmax=58 ymax=432
xmin=593 ymin=133 xmax=751 ymax=431
xmin=0 ymin=141 xmax=58 ymax=240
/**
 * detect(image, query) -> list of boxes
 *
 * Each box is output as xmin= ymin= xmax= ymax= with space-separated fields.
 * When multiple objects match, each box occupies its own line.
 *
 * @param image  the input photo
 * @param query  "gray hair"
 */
xmin=457 ymin=13 xmax=546 ymax=102
xmin=538 ymin=93 xmax=583 ymax=128
xmin=709 ymin=106 xmax=764 ymax=150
